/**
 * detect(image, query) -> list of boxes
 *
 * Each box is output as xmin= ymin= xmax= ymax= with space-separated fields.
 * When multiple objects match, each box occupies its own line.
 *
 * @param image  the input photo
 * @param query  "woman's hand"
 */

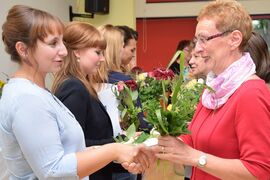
xmin=152 ymin=136 xmax=200 ymax=167
xmin=118 ymin=144 xmax=156 ymax=173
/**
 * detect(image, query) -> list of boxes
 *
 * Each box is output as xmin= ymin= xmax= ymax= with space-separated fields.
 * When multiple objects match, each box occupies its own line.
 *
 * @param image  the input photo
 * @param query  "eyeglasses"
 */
xmin=193 ymin=30 xmax=232 ymax=45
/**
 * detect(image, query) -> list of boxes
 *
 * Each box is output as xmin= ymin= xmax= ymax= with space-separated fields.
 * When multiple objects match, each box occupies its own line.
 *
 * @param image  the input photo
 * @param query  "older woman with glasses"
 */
xmin=152 ymin=0 xmax=270 ymax=179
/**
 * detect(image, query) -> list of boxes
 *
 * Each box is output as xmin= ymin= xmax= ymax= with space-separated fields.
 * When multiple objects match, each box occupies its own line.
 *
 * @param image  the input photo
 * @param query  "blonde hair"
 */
xmin=197 ymin=0 xmax=252 ymax=51
xmin=91 ymin=24 xmax=124 ymax=87
xmin=52 ymin=21 xmax=106 ymax=98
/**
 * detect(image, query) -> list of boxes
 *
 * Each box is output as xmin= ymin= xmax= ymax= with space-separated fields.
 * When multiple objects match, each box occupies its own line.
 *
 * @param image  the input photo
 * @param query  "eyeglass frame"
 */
xmin=193 ymin=30 xmax=233 ymax=45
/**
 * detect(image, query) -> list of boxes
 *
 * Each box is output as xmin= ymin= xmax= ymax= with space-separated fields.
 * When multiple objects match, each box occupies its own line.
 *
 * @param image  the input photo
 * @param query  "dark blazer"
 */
xmin=55 ymin=77 xmax=125 ymax=180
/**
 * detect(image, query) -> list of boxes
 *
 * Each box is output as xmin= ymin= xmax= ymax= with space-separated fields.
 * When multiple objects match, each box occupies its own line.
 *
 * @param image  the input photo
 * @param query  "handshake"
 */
xmin=113 ymin=135 xmax=188 ymax=175
xmin=117 ymin=144 xmax=157 ymax=174
xmin=86 ymin=136 xmax=190 ymax=178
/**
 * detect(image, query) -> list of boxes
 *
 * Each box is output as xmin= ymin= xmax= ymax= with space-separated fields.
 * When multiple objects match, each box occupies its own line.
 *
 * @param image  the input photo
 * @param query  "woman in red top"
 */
xmin=153 ymin=0 xmax=270 ymax=179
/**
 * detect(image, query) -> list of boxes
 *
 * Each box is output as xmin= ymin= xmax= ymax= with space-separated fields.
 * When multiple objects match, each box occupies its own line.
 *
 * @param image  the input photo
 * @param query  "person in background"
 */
xmin=188 ymin=42 xmax=211 ymax=80
xmin=153 ymin=0 xmax=270 ymax=179
xmin=52 ymin=22 xmax=144 ymax=180
xmin=93 ymin=24 xmax=151 ymax=131
xmin=0 ymin=5 xmax=154 ymax=179
xmin=245 ymin=31 xmax=270 ymax=87
xmin=116 ymin=25 xmax=138 ymax=72
xmin=92 ymin=24 xmax=151 ymax=180
xmin=169 ymin=40 xmax=192 ymax=79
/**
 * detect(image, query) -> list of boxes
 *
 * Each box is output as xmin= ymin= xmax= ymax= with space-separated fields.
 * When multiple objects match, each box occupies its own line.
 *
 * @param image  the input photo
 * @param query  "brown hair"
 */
xmin=2 ymin=5 xmax=64 ymax=63
xmin=245 ymin=32 xmax=270 ymax=83
xmin=116 ymin=25 xmax=138 ymax=47
xmin=197 ymin=0 xmax=252 ymax=51
xmin=51 ymin=21 xmax=106 ymax=98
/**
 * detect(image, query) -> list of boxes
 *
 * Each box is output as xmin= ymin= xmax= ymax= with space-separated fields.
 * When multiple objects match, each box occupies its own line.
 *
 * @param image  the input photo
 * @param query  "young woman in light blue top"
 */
xmin=0 ymin=5 xmax=154 ymax=179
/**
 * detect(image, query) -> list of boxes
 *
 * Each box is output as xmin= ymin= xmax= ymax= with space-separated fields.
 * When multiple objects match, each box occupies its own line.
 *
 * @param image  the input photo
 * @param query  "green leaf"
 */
xmin=126 ymin=123 xmax=136 ymax=139
xmin=114 ymin=134 xmax=124 ymax=143
xmin=161 ymin=81 xmax=168 ymax=110
xmin=121 ymin=108 xmax=127 ymax=119
xmin=134 ymin=132 xmax=150 ymax=144
xmin=131 ymin=90 xmax=138 ymax=101
xmin=179 ymin=51 xmax=185 ymax=82
xmin=171 ymin=51 xmax=184 ymax=106
xmin=166 ymin=50 xmax=181 ymax=70
xmin=155 ymin=109 xmax=169 ymax=135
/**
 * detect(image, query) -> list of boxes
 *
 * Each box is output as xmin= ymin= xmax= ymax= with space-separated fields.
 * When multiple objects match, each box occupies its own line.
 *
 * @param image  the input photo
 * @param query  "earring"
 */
xmin=77 ymin=58 xmax=80 ymax=62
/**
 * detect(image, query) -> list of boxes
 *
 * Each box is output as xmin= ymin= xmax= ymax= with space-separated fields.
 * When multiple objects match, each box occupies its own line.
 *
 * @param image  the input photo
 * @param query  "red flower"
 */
xmin=148 ymin=68 xmax=175 ymax=80
xmin=131 ymin=66 xmax=144 ymax=74
xmin=124 ymin=80 xmax=138 ymax=91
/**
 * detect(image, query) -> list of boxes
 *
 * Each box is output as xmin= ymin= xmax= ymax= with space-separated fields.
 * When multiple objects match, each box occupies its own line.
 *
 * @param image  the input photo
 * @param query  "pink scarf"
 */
xmin=202 ymin=53 xmax=256 ymax=109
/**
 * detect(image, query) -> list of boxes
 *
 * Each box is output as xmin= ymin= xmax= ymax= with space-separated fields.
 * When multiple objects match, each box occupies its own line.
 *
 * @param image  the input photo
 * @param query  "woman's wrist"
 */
xmin=190 ymin=149 xmax=203 ymax=167
xmin=109 ymin=143 xmax=122 ymax=162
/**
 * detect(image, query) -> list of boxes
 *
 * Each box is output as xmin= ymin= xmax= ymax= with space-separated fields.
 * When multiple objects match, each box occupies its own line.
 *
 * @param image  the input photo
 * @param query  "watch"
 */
xmin=198 ymin=154 xmax=207 ymax=167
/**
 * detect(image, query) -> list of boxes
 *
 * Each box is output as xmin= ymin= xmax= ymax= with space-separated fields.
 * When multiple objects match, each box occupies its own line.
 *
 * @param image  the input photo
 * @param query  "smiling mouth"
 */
xmin=54 ymin=60 xmax=63 ymax=65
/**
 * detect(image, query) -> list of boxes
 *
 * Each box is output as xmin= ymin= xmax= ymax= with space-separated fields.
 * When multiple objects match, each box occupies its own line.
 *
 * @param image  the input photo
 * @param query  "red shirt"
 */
xmin=182 ymin=79 xmax=270 ymax=180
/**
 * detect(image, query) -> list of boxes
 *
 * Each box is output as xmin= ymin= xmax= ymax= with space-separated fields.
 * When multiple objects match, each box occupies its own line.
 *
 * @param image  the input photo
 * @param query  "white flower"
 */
xmin=150 ymin=128 xmax=160 ymax=136
xmin=198 ymin=78 xmax=204 ymax=84
xmin=143 ymin=137 xmax=158 ymax=147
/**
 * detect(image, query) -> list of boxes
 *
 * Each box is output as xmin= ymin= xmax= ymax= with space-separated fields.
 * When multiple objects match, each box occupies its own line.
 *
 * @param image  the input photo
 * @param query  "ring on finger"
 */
xmin=161 ymin=146 xmax=165 ymax=153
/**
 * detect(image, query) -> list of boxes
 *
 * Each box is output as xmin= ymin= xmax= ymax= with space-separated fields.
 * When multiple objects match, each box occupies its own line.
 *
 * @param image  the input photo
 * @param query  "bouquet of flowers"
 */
xmin=113 ymin=50 xmax=209 ymax=139
xmin=112 ymin=51 xmax=210 ymax=179
xmin=112 ymin=79 xmax=142 ymax=130
xmin=139 ymin=51 xmax=209 ymax=136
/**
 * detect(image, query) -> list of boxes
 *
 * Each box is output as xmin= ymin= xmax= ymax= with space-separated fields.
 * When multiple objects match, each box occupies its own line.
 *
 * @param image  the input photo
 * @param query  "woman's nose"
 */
xmin=99 ymin=55 xmax=105 ymax=62
xmin=59 ymin=43 xmax=67 ymax=57
xmin=194 ymin=41 xmax=204 ymax=54
xmin=189 ymin=56 xmax=195 ymax=65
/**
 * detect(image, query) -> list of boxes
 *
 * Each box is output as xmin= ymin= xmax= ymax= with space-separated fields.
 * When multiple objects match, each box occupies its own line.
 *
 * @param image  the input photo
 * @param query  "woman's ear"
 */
xmin=15 ymin=41 xmax=28 ymax=59
xmin=229 ymin=30 xmax=242 ymax=50
xmin=73 ymin=50 xmax=81 ymax=59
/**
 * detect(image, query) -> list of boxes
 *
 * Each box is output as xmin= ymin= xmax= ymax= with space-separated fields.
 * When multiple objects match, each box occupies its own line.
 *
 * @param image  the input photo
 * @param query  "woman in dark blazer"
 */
xmin=52 ymin=22 xmax=128 ymax=180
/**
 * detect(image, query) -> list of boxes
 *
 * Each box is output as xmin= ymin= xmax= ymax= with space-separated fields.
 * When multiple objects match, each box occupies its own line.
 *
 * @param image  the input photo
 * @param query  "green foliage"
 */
xmin=114 ymin=123 xmax=151 ymax=144
xmin=139 ymin=51 xmax=208 ymax=136
xmin=113 ymin=82 xmax=141 ymax=130
xmin=113 ymin=50 xmax=211 ymax=138
xmin=138 ymin=76 xmax=163 ymax=103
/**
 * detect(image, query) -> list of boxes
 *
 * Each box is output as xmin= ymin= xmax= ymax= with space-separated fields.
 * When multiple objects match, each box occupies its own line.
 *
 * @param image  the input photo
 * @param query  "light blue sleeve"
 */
xmin=12 ymin=94 xmax=79 ymax=179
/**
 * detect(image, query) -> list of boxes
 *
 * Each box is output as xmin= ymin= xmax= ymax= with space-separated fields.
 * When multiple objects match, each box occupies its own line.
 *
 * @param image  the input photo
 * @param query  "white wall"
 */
xmin=75 ymin=0 xmax=136 ymax=28
xmin=0 ymin=0 xmax=75 ymax=87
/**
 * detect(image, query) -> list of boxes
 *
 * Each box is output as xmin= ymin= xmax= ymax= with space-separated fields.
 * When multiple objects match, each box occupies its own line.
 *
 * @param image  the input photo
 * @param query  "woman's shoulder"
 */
xmin=61 ymin=77 xmax=84 ymax=87
xmin=0 ymin=78 xmax=55 ymax=115
xmin=60 ymin=77 xmax=87 ymax=90
xmin=56 ymin=77 xmax=89 ymax=97
xmin=2 ymin=78 xmax=49 ymax=100
xmin=242 ymin=79 xmax=269 ymax=90
xmin=236 ymin=79 xmax=270 ymax=100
